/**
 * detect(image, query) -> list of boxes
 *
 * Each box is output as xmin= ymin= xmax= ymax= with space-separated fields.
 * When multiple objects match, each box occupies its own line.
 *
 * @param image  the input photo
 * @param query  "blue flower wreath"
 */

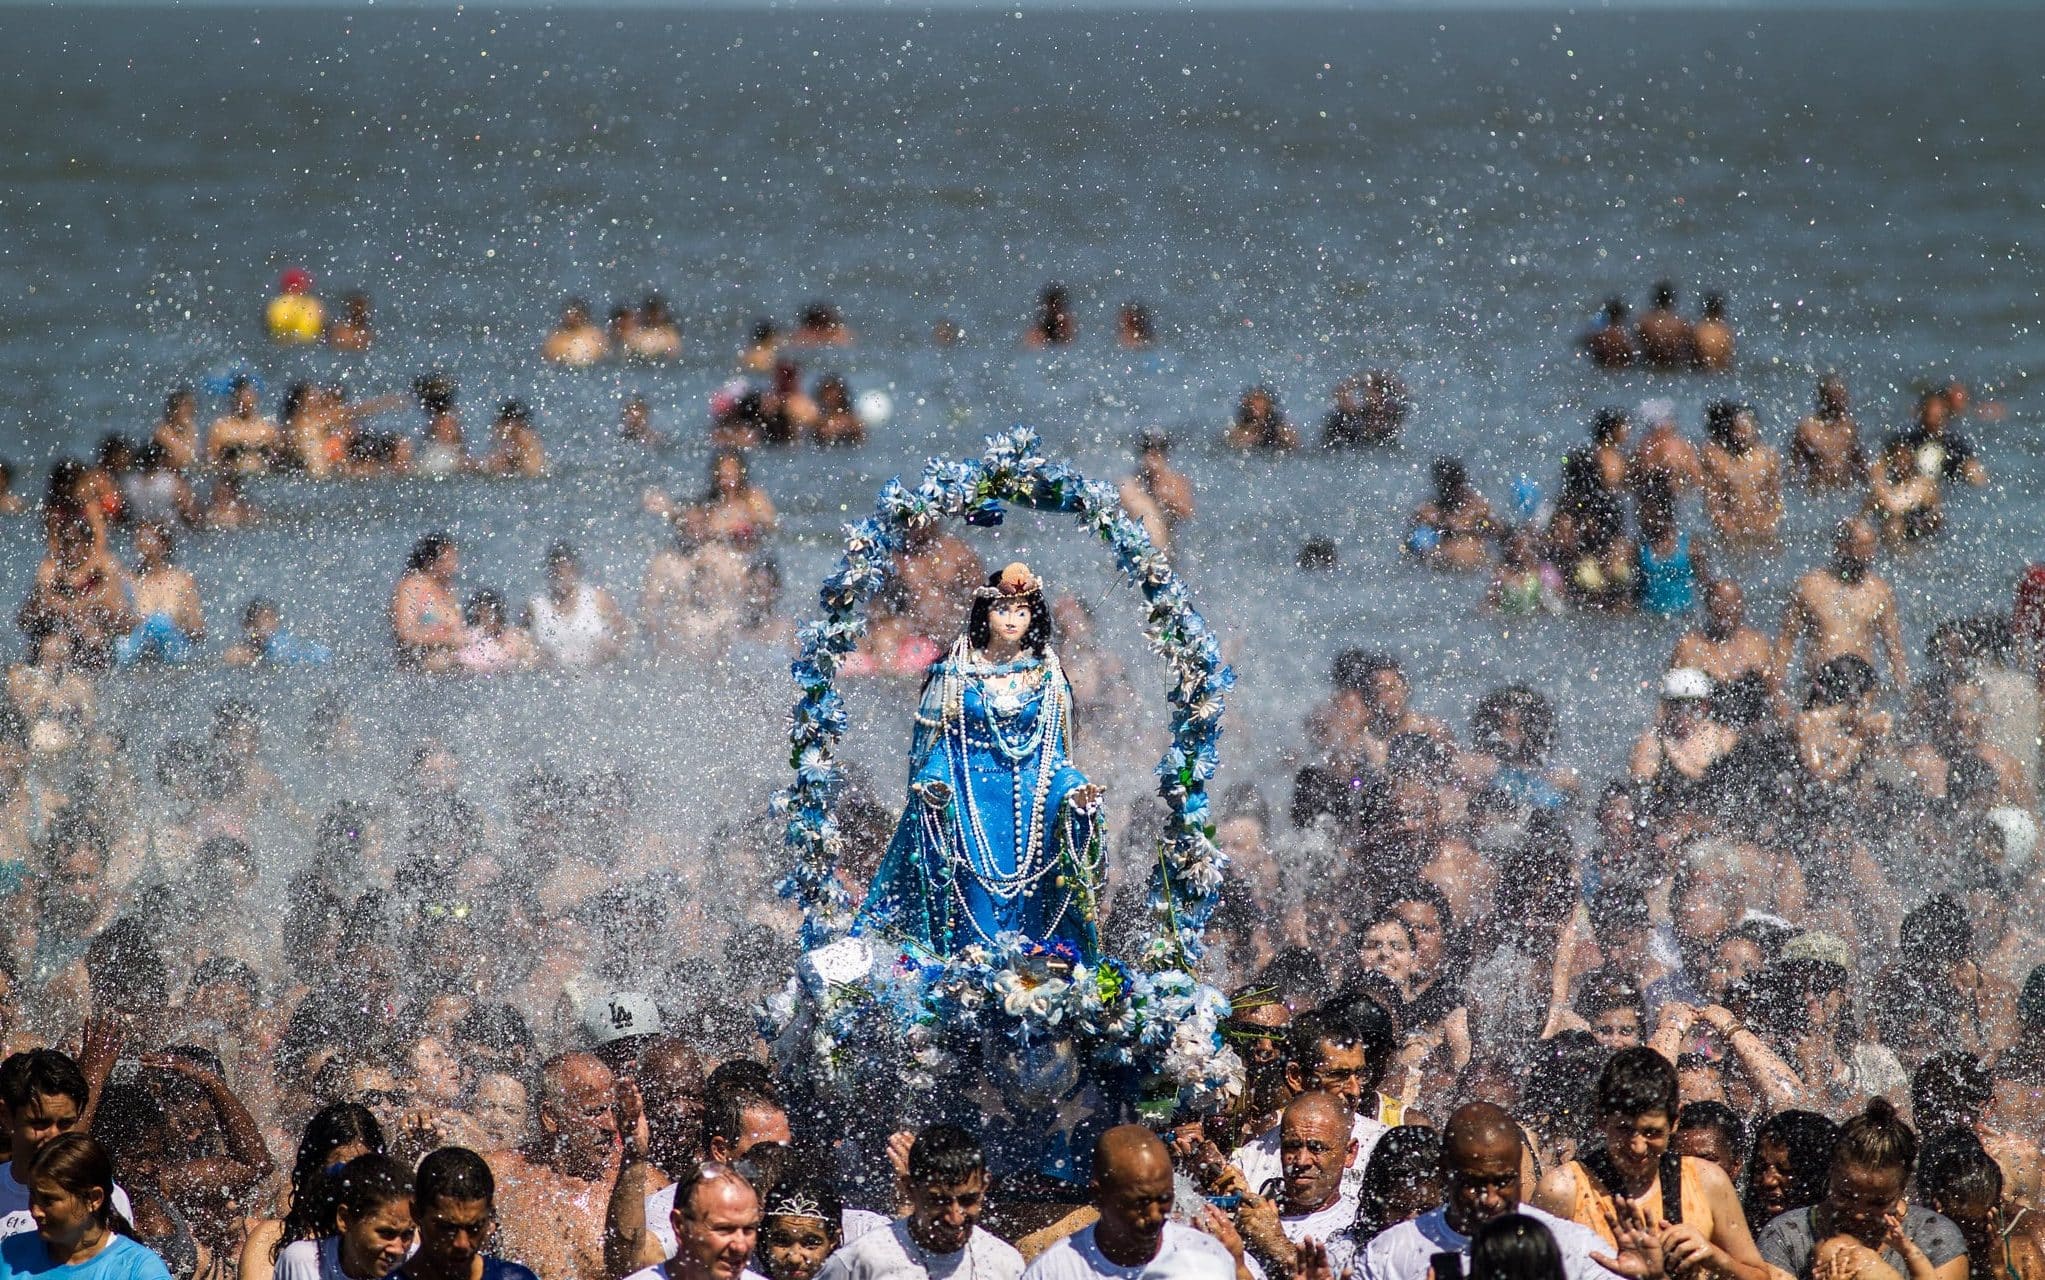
xmin=763 ymin=427 xmax=1242 ymax=1107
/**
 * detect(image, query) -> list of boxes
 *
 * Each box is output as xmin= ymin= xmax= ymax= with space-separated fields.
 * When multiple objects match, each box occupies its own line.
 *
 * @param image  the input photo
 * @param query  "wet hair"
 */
xmin=24 ymin=1135 xmax=134 ymax=1238
xmin=1591 ymin=408 xmax=1629 ymax=447
xmin=1701 ymin=292 xmax=1726 ymax=320
xmin=413 ymin=373 xmax=457 ymax=417
xmin=189 ymin=955 xmax=260 ymax=1002
xmin=964 ymin=576 xmax=1053 ymax=656
xmin=703 ymin=1088 xmax=783 ymax=1156
xmin=1676 ymin=1100 xmax=1746 ymax=1168
xmin=750 ymin=319 xmax=777 ymax=344
xmin=406 ymin=533 xmax=455 ymax=573
xmin=1355 ymin=1124 xmax=1443 ymax=1239
xmin=1518 ymin=1032 xmax=1603 ymax=1142
xmin=1288 ymin=1006 xmax=1396 ymax=1087
xmin=1298 ymin=536 xmax=1338 ymax=571
xmin=1704 ymin=399 xmax=1743 ymax=450
xmin=907 ymin=1123 xmax=985 ymax=1187
xmin=1744 ymin=1110 xmax=1838 ymax=1223
xmin=1832 ymin=1098 xmax=1916 ymax=1181
xmin=1652 ymin=281 xmax=1677 ymax=308
xmin=1432 ymin=457 xmax=1472 ymax=506
xmin=1470 ymin=1212 xmax=1567 ymax=1280
xmin=1901 ymin=895 xmax=1970 ymax=968
xmin=1805 ymin=654 xmax=1879 ymax=710
xmin=1587 ymin=886 xmax=1651 ymax=943
xmin=278 ymin=1103 xmax=385 ymax=1253
xmin=1573 ymin=968 xmax=1644 ymax=1023
xmin=415 ymin=1146 xmax=495 ymax=1208
xmin=1602 ymin=298 xmax=1629 ymax=323
xmin=544 ymin=541 xmax=579 ymax=572
xmin=1918 ymin=1128 xmax=2001 ymax=1212
xmin=1333 ymin=649 xmax=1401 ymax=693
xmin=0 ymin=1048 xmax=91 ymax=1115
xmin=704 ymin=448 xmax=751 ymax=501
xmin=705 ymin=1058 xmax=779 ymax=1102
xmin=1470 ymin=685 xmax=1555 ymax=766
xmin=1388 ymin=881 xmax=1456 ymax=935
xmin=453 ymin=1003 xmax=535 ymax=1063
xmin=334 ymin=1152 xmax=414 ymax=1223
xmin=1911 ymin=1052 xmax=1992 ymax=1137
xmin=1594 ymin=1046 xmax=1678 ymax=1121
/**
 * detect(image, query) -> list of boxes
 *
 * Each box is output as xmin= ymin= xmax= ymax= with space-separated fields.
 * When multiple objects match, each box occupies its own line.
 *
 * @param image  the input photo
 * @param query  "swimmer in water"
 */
xmin=153 ymin=386 xmax=201 ymax=471
xmin=326 ymin=291 xmax=374 ymax=352
xmin=266 ymin=267 xmax=324 ymax=343
xmin=789 ymin=301 xmax=853 ymax=348
xmin=483 ymin=399 xmax=549 ymax=478
xmin=1118 ymin=429 xmax=1195 ymax=554
xmin=1865 ymin=433 xmax=1942 ymax=547
xmin=1485 ymin=525 xmax=1563 ymax=616
xmin=1700 ymin=400 xmax=1783 ymax=548
xmin=1690 ymin=291 xmax=1734 ymax=371
xmin=1117 ymin=301 xmax=1154 ymax=349
xmin=1224 ymin=386 xmax=1299 ymax=451
xmin=1323 ymin=372 xmax=1410 ymax=447
xmin=1634 ymin=280 xmax=1694 ymax=369
xmin=1408 ymin=456 xmax=1495 ymax=573
xmin=1791 ymin=375 xmax=1868 ymax=490
xmin=740 ymin=320 xmax=779 ymax=373
xmin=1670 ymin=579 xmax=1774 ymax=689
xmin=205 ymin=377 xmax=282 ymax=474
xmin=0 ymin=460 xmax=26 ymax=516
xmin=618 ymin=395 xmax=667 ymax=449
xmin=1024 ymin=284 xmax=1076 ymax=348
xmin=1581 ymin=297 xmax=1635 ymax=369
xmin=542 ymin=298 xmax=610 ymax=367
xmin=623 ymin=293 xmax=682 ymax=360
xmin=222 ymin=597 xmax=331 ymax=667
xmin=809 ymin=375 xmax=864 ymax=447
xmin=115 ymin=522 xmax=205 ymax=666
xmin=1883 ymin=389 xmax=1989 ymax=488
xmin=393 ymin=532 xmax=468 ymax=672
xmin=1628 ymin=398 xmax=1703 ymax=497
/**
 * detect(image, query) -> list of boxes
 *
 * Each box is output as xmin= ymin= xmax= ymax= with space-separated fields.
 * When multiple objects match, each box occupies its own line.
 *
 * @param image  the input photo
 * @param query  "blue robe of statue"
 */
xmin=856 ymin=644 xmax=1105 ymax=960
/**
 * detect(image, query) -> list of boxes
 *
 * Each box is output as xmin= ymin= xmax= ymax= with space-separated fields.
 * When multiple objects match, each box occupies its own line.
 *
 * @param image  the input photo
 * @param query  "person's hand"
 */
xmin=1697 ymin=1005 xmax=1742 ymax=1036
xmin=1658 ymin=1222 xmax=1721 ymax=1276
xmin=1883 ymin=1204 xmax=1936 ymax=1280
xmin=1295 ymin=1237 xmax=1340 ymax=1280
xmin=614 ymin=1077 xmax=649 ymax=1160
xmin=1656 ymin=1002 xmax=1699 ymax=1035
xmin=1235 ymin=1189 xmax=1286 ymax=1258
xmin=77 ymin=1015 xmax=124 ymax=1090
xmin=1208 ymin=1165 xmax=1251 ymax=1200
xmin=1195 ymin=1204 xmax=1248 ymax=1265
xmin=1593 ymin=1197 xmax=1665 ymax=1280
xmin=399 ymin=1109 xmax=445 ymax=1152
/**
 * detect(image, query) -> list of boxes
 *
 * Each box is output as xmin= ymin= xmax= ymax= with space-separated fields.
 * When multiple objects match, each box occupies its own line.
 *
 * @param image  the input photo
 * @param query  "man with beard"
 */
xmin=1774 ymin=519 xmax=1909 ymax=696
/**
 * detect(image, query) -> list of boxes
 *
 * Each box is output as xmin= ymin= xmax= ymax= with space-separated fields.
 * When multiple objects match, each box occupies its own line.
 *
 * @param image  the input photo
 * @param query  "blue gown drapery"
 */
xmin=856 ymin=648 xmax=1104 ymax=960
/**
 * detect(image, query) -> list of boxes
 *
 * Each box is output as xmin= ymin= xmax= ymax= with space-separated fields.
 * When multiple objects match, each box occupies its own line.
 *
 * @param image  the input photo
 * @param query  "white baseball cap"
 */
xmin=1662 ymin=668 xmax=1713 ymax=701
xmin=583 ymin=992 xmax=662 ymax=1046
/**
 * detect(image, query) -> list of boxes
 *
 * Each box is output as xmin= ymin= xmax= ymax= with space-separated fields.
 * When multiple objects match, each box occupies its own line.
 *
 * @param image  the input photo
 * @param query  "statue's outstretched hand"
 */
xmin=915 ymin=780 xmax=953 ymax=808
xmin=1071 ymin=783 xmax=1106 ymax=812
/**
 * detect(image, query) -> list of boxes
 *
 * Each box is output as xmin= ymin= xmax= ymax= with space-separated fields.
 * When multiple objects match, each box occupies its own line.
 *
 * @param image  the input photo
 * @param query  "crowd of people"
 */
xmin=1 ymin=267 xmax=2042 ymax=1280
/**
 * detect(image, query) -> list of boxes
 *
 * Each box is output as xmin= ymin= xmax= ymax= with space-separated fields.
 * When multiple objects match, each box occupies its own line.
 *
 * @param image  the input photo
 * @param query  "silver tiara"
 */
xmin=767 ymin=1189 xmax=826 ymax=1222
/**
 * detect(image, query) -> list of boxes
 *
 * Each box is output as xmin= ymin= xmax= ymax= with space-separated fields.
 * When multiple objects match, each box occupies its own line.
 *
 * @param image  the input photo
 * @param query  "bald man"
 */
xmin=1355 ymin=1104 xmax=1658 ymax=1280
xmin=1023 ymin=1126 xmax=1236 ymax=1280
xmin=1235 ymin=1093 xmax=1360 ymax=1277
xmin=491 ymin=1052 xmax=622 ymax=1280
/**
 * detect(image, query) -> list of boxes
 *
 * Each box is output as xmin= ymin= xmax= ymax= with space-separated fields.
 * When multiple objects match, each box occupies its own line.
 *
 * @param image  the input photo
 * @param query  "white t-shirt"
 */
xmin=1229 ymin=1113 xmax=1388 ymax=1206
xmin=1280 ymin=1197 xmax=1357 ymax=1276
xmin=814 ymin=1221 xmax=1023 ymax=1280
xmin=1023 ymin=1223 xmax=1235 ymax=1280
xmin=0 ymin=1164 xmax=134 ymax=1241
xmin=645 ymin=1186 xmax=890 ymax=1258
xmin=1357 ymin=1205 xmax=1610 ymax=1280
xmin=274 ymin=1237 xmax=346 ymax=1280
xmin=624 ymin=1265 xmax=769 ymax=1280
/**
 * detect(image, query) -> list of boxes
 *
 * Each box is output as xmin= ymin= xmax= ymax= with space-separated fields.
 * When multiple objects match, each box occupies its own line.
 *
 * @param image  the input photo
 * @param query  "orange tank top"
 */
xmin=1567 ymin=1155 xmax=1714 ymax=1249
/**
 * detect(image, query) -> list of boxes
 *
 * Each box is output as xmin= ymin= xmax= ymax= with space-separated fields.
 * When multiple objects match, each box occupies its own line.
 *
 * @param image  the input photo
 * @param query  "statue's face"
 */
xmin=988 ymin=598 xmax=1033 ymax=646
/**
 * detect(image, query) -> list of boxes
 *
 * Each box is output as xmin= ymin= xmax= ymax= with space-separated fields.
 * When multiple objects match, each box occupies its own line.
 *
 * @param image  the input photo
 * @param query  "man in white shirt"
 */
xmin=1356 ymin=1104 xmax=1659 ymax=1280
xmin=622 ymin=1163 xmax=764 ymax=1280
xmin=1230 ymin=1013 xmax=1390 ymax=1206
xmin=814 ymin=1124 xmax=1023 ymax=1280
xmin=1024 ymin=1126 xmax=1237 ymax=1280
xmin=1235 ymin=1094 xmax=1358 ymax=1280
xmin=0 ymin=1049 xmax=133 ymax=1239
